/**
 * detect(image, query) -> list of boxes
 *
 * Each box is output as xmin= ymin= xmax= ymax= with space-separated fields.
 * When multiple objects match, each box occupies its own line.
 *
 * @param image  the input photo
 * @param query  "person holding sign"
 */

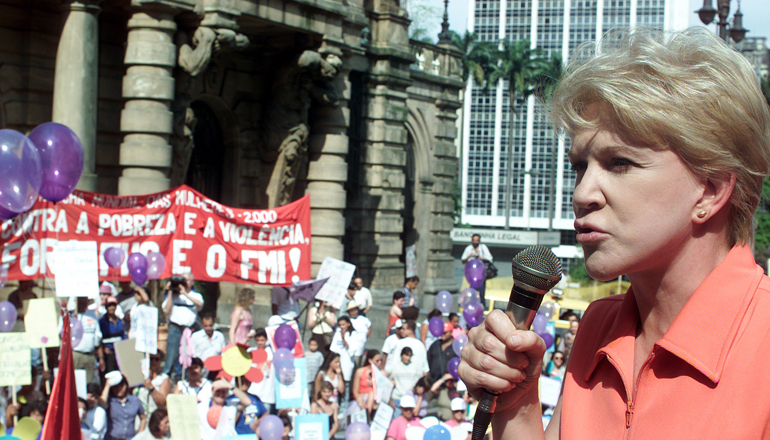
xmin=134 ymin=351 xmax=172 ymax=414
xmin=311 ymin=382 xmax=339 ymax=439
xmin=99 ymin=297 xmax=126 ymax=377
xmin=162 ymin=273 xmax=204 ymax=379
xmin=130 ymin=408 xmax=170 ymax=440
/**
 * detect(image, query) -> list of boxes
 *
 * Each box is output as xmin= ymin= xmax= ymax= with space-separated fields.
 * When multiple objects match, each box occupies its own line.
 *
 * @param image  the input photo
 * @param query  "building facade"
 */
xmin=0 ymin=0 xmax=465 ymax=306
xmin=456 ymin=0 xmax=690 ymax=265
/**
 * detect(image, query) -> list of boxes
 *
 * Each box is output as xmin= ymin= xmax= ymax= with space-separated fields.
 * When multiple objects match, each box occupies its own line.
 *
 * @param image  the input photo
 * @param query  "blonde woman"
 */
xmin=230 ymin=288 xmax=255 ymax=345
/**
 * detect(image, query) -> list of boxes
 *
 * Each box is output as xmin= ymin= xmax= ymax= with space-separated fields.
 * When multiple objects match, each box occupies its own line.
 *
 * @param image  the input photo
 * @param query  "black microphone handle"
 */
xmin=471 ymin=284 xmax=545 ymax=440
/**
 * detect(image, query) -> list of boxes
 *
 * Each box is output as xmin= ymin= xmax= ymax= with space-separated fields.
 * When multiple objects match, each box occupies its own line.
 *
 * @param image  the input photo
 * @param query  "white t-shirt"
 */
xmin=391 ymin=337 xmax=430 ymax=374
xmin=330 ymin=329 xmax=366 ymax=381
xmin=353 ymin=287 xmax=373 ymax=311
xmin=247 ymin=346 xmax=275 ymax=404
xmin=382 ymin=334 xmax=401 ymax=370
xmin=461 ymin=243 xmax=493 ymax=262
xmin=350 ymin=315 xmax=372 ymax=335
xmin=176 ymin=378 xmax=213 ymax=403
xmin=197 ymin=399 xmax=238 ymax=440
xmin=385 ymin=358 xmax=424 ymax=400
xmin=162 ymin=290 xmax=203 ymax=327
xmin=191 ymin=329 xmax=227 ymax=361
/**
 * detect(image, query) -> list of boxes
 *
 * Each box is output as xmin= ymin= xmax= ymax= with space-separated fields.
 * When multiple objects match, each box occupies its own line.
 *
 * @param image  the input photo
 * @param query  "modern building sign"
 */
xmin=451 ymin=228 xmax=561 ymax=248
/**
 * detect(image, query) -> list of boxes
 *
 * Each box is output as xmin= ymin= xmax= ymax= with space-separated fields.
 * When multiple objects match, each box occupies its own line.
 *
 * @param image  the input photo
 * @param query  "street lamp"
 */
xmin=696 ymin=0 xmax=748 ymax=43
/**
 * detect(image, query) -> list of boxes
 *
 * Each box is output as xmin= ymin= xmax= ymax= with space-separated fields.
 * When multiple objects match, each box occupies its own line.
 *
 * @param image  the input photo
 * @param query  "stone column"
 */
xmin=117 ymin=10 xmax=177 ymax=196
xmin=305 ymin=49 xmax=350 ymax=276
xmin=52 ymin=0 xmax=100 ymax=192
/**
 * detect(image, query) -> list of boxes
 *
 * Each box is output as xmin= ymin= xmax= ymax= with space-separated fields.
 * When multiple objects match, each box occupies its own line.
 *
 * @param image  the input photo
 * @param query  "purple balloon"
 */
xmin=0 ymin=301 xmax=17 ymax=332
xmin=273 ymin=347 xmax=294 ymax=371
xmin=0 ymin=205 xmax=17 ymax=221
xmin=540 ymin=332 xmax=554 ymax=349
xmin=274 ymin=324 xmax=297 ymax=350
xmin=346 ymin=421 xmax=371 ymax=440
xmin=27 ymin=122 xmax=84 ymax=203
xmin=447 ymin=356 xmax=461 ymax=380
xmin=127 ymin=253 xmax=147 ymax=272
xmin=277 ymin=365 xmax=296 ymax=385
xmin=435 ymin=290 xmax=453 ymax=313
xmin=428 ymin=316 xmax=445 ymax=337
xmin=532 ymin=313 xmax=548 ymax=334
xmin=463 ymin=301 xmax=484 ymax=328
xmin=458 ymin=288 xmax=479 ymax=309
xmin=464 ymin=258 xmax=486 ymax=290
xmin=0 ymin=129 xmax=42 ymax=214
xmin=147 ymin=252 xmax=166 ymax=279
xmin=452 ymin=334 xmax=468 ymax=357
xmin=258 ymin=414 xmax=284 ymax=440
xmin=104 ymin=247 xmax=126 ymax=269
xmin=68 ymin=318 xmax=84 ymax=347
xmin=131 ymin=267 xmax=147 ymax=286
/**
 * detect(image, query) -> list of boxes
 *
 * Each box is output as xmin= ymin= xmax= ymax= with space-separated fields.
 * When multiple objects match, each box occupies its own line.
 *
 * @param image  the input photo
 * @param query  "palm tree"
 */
xmin=488 ymin=39 xmax=549 ymax=229
xmin=450 ymin=31 xmax=496 ymax=86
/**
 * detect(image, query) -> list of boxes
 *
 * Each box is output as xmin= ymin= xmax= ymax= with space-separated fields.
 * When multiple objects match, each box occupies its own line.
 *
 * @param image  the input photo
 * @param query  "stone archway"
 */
xmin=404 ymin=108 xmax=434 ymax=298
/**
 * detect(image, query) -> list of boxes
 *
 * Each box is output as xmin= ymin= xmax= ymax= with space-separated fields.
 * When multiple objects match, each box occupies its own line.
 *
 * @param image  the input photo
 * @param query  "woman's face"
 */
xmin=321 ymin=388 xmax=332 ymax=401
xmin=401 ymin=353 xmax=412 ymax=365
xmin=330 ymin=358 xmax=341 ymax=371
xmin=150 ymin=355 xmax=161 ymax=372
xmin=370 ymin=354 xmax=383 ymax=369
xmin=396 ymin=298 xmax=405 ymax=308
xmin=339 ymin=320 xmax=350 ymax=332
xmin=570 ymin=118 xmax=705 ymax=281
xmin=414 ymin=385 xmax=425 ymax=395
xmin=212 ymin=388 xmax=228 ymax=405
xmin=189 ymin=364 xmax=202 ymax=379
xmin=552 ymin=353 xmax=564 ymax=367
xmin=158 ymin=416 xmax=170 ymax=436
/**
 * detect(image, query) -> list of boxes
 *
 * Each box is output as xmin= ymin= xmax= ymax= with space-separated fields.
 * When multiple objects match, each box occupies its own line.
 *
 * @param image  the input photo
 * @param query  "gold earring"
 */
xmin=697 ymin=210 xmax=707 ymax=219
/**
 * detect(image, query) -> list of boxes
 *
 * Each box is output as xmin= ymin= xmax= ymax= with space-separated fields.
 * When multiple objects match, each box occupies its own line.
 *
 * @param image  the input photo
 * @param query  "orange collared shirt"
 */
xmin=561 ymin=245 xmax=770 ymax=439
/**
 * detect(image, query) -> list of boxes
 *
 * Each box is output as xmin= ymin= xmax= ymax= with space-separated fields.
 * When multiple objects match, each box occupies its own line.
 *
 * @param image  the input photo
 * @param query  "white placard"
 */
xmin=55 ymin=241 xmax=99 ymax=298
xmin=405 ymin=245 xmax=416 ymax=278
xmin=372 ymin=363 xmax=393 ymax=404
xmin=371 ymin=403 xmax=394 ymax=432
xmin=132 ymin=305 xmax=158 ymax=354
xmin=315 ymin=257 xmax=356 ymax=310
xmin=539 ymin=375 xmax=562 ymax=407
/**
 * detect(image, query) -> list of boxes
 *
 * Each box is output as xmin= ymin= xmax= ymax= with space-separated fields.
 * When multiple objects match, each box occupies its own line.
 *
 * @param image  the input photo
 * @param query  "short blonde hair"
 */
xmin=551 ymin=27 xmax=770 ymax=245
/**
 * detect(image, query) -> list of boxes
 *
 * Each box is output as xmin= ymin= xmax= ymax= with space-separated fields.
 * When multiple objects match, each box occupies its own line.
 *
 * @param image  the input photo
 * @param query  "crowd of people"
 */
xmin=3 ymin=274 xmax=480 ymax=440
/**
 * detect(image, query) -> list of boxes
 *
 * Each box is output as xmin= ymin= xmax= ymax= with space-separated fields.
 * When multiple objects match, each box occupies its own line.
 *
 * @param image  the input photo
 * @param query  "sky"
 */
xmin=438 ymin=0 xmax=770 ymax=43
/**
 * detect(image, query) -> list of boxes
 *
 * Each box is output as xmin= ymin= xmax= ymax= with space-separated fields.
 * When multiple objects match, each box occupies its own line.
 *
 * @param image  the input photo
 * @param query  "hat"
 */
xmin=267 ymin=315 xmax=285 ymax=327
xmin=443 ymin=322 xmax=454 ymax=333
xmin=212 ymin=379 xmax=233 ymax=392
xmin=461 ymin=422 xmax=473 ymax=433
xmin=394 ymin=319 xmax=404 ymax=329
xmin=99 ymin=284 xmax=112 ymax=294
xmin=346 ymin=301 xmax=360 ymax=311
xmin=451 ymin=397 xmax=465 ymax=412
xmin=399 ymin=395 xmax=416 ymax=408
xmin=105 ymin=296 xmax=118 ymax=306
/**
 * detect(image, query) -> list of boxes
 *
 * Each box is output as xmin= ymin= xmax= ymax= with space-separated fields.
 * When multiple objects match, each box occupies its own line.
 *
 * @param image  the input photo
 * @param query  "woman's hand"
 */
xmin=458 ymin=310 xmax=546 ymax=414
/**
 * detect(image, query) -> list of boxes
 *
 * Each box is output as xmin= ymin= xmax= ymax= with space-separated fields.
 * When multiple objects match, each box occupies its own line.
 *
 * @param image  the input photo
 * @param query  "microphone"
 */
xmin=471 ymin=245 xmax=563 ymax=440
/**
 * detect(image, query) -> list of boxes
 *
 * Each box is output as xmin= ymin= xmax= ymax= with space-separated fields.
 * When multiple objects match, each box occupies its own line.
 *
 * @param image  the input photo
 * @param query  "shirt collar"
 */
xmin=584 ymin=245 xmax=763 ymax=384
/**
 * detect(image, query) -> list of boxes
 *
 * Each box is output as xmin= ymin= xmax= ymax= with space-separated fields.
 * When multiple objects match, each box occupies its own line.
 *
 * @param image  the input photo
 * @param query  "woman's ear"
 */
xmin=693 ymin=173 xmax=736 ymax=224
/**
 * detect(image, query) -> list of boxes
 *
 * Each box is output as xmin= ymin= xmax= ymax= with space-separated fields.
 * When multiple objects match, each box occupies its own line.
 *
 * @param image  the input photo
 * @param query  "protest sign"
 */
xmin=371 ymin=403 xmax=394 ymax=432
xmin=275 ymin=357 xmax=307 ymax=409
xmin=539 ymin=375 xmax=562 ymax=407
xmin=25 ymin=298 xmax=60 ymax=348
xmin=131 ymin=305 xmax=158 ymax=354
xmin=54 ymin=240 xmax=99 ymax=298
xmin=0 ymin=185 xmax=311 ymax=286
xmin=295 ymin=414 xmax=329 ymax=440
xmin=167 ymin=394 xmax=201 ymax=440
xmin=0 ymin=333 xmax=31 ymax=386
xmin=373 ymin=363 xmax=393 ymax=404
xmin=114 ymin=339 xmax=145 ymax=387
xmin=315 ymin=257 xmax=355 ymax=309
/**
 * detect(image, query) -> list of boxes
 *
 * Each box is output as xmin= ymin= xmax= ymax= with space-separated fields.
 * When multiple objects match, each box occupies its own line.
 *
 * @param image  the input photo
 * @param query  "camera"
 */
xmin=169 ymin=275 xmax=186 ymax=294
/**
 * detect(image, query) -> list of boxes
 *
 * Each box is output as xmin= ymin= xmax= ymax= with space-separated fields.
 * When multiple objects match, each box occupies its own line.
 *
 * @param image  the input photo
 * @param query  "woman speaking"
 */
xmin=459 ymin=27 xmax=770 ymax=439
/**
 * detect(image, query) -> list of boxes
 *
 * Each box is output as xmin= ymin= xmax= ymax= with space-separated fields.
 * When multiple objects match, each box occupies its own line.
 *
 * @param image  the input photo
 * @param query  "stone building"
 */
xmin=0 ymin=0 xmax=464 ymax=306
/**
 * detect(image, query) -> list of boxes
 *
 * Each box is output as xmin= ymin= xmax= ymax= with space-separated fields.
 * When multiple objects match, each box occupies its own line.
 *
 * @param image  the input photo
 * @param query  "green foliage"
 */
xmin=487 ymin=39 xmax=550 ymax=108
xmin=532 ymin=52 xmax=563 ymax=102
xmin=568 ymin=259 xmax=593 ymax=283
xmin=408 ymin=0 xmax=441 ymax=42
xmin=450 ymin=31 xmax=496 ymax=86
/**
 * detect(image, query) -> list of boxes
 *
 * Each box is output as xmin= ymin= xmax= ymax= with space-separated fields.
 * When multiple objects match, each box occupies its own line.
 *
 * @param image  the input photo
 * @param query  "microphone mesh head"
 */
xmin=512 ymin=245 xmax=562 ymax=291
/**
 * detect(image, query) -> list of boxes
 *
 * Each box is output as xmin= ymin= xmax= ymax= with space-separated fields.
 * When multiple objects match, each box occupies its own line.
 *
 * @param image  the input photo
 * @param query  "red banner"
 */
xmin=0 ymin=185 xmax=311 ymax=286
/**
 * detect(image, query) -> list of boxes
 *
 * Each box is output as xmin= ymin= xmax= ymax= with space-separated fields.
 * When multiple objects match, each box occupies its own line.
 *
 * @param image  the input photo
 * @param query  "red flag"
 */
xmin=41 ymin=311 xmax=81 ymax=440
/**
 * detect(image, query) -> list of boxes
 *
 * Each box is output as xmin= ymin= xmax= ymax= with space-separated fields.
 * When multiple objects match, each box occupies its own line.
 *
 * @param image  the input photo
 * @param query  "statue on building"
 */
xmin=263 ymin=50 xmax=343 ymax=208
